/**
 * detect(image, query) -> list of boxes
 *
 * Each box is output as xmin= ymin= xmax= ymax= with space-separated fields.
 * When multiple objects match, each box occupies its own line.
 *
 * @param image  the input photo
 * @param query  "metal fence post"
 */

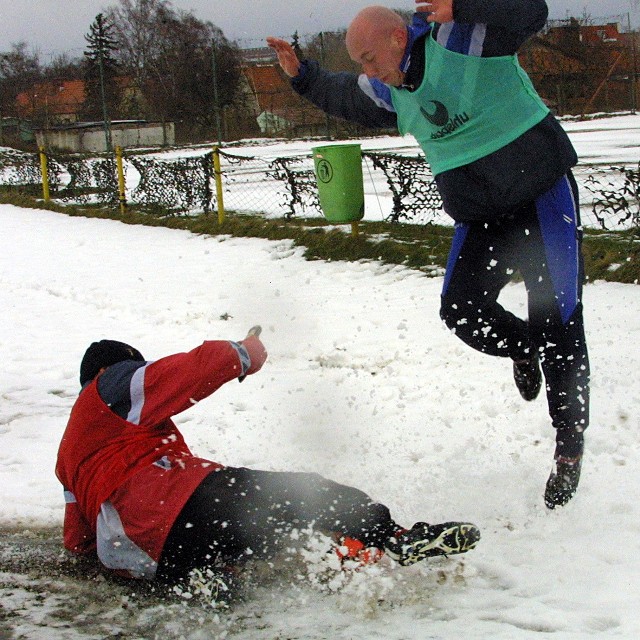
xmin=213 ymin=146 xmax=225 ymax=224
xmin=115 ymin=146 xmax=127 ymax=214
xmin=38 ymin=147 xmax=50 ymax=202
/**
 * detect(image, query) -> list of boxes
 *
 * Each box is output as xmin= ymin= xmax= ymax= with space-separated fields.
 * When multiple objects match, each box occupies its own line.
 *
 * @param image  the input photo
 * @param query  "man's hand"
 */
xmin=415 ymin=0 xmax=454 ymax=23
xmin=239 ymin=327 xmax=267 ymax=378
xmin=266 ymin=37 xmax=302 ymax=78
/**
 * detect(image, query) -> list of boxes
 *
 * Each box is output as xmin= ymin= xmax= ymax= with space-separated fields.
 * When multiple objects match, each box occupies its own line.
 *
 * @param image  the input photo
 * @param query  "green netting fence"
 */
xmin=0 ymin=146 xmax=638 ymax=231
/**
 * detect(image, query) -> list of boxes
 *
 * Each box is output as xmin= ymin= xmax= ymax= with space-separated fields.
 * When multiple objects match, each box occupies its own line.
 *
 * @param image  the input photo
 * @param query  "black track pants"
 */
xmin=440 ymin=175 xmax=589 ymax=457
xmin=157 ymin=467 xmax=398 ymax=582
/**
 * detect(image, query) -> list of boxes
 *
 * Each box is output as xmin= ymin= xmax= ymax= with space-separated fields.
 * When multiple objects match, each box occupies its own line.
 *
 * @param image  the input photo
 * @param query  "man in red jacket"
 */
xmin=56 ymin=333 xmax=479 ymax=587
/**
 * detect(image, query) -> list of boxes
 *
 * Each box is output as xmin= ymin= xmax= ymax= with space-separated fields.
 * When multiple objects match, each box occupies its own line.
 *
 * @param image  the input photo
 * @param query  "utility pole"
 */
xmin=319 ymin=32 xmax=331 ymax=139
xmin=211 ymin=39 xmax=223 ymax=146
xmin=628 ymin=12 xmax=638 ymax=113
xmin=98 ymin=41 xmax=113 ymax=152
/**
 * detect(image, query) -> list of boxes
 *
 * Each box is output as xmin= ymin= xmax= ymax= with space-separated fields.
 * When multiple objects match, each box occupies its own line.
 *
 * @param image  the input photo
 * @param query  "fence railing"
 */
xmin=0 ymin=146 xmax=638 ymax=231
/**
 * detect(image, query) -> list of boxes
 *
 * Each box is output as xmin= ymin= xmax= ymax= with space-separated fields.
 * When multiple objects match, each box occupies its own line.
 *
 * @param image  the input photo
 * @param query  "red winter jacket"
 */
xmin=55 ymin=340 xmax=247 ymax=575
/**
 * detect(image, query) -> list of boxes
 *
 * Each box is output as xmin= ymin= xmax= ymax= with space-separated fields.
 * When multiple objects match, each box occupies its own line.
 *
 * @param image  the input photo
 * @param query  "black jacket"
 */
xmin=291 ymin=0 xmax=577 ymax=222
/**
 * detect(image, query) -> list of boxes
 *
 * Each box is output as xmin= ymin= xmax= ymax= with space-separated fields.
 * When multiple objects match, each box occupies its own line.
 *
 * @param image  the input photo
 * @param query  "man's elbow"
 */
xmin=531 ymin=0 xmax=549 ymax=33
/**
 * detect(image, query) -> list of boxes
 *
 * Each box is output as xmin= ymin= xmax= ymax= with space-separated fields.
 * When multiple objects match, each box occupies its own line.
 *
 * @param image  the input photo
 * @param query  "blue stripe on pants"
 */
xmin=535 ymin=175 xmax=580 ymax=325
xmin=442 ymin=222 xmax=469 ymax=297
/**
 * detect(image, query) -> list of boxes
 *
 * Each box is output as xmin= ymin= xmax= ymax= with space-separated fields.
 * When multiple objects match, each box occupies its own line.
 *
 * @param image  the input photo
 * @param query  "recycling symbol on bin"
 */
xmin=316 ymin=159 xmax=334 ymax=183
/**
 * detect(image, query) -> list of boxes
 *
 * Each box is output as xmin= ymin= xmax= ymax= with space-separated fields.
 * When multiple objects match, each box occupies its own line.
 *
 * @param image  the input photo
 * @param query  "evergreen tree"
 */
xmin=83 ymin=13 xmax=121 ymax=124
xmin=291 ymin=31 xmax=303 ymax=59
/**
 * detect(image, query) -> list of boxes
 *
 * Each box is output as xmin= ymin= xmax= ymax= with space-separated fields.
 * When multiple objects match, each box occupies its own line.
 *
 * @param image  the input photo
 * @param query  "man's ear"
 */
xmin=391 ymin=26 xmax=408 ymax=50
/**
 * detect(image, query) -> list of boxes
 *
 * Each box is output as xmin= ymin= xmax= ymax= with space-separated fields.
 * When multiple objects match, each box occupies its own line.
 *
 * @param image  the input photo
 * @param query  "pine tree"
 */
xmin=83 ymin=13 xmax=120 ymax=130
xmin=291 ymin=31 xmax=303 ymax=59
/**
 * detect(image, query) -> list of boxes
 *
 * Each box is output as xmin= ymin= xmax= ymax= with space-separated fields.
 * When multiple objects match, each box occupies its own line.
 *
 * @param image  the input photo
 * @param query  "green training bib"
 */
xmin=390 ymin=33 xmax=549 ymax=176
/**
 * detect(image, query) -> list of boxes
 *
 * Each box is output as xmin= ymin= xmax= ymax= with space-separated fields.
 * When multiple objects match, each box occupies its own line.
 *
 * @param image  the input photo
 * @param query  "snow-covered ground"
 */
xmin=560 ymin=113 xmax=640 ymax=165
xmin=164 ymin=112 xmax=640 ymax=165
xmin=0 ymin=116 xmax=639 ymax=638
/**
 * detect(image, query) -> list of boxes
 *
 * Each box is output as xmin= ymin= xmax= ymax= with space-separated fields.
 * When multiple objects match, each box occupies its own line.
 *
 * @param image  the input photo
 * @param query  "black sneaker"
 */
xmin=544 ymin=455 xmax=582 ymax=509
xmin=384 ymin=522 xmax=481 ymax=567
xmin=513 ymin=354 xmax=542 ymax=401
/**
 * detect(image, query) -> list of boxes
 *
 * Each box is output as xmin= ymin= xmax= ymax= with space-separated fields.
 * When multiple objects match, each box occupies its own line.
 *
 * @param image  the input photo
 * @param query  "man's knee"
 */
xmin=440 ymin=294 xmax=472 ymax=332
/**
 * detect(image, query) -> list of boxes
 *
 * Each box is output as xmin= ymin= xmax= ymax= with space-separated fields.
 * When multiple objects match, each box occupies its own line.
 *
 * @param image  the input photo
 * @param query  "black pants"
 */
xmin=157 ymin=467 xmax=398 ymax=583
xmin=440 ymin=175 xmax=589 ymax=458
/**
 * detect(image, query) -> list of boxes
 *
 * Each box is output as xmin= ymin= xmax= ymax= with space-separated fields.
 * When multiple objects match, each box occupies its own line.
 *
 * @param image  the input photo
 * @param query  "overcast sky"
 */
xmin=2 ymin=0 xmax=639 ymax=60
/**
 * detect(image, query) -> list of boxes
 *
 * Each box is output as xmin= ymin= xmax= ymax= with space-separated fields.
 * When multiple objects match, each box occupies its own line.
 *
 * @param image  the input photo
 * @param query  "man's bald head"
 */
xmin=346 ymin=6 xmax=408 ymax=86
xmin=346 ymin=6 xmax=406 ymax=50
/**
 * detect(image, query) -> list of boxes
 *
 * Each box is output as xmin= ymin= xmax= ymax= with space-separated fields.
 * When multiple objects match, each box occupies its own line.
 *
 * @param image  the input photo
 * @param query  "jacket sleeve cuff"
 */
xmin=229 ymin=341 xmax=251 ymax=377
xmin=291 ymin=60 xmax=315 ymax=92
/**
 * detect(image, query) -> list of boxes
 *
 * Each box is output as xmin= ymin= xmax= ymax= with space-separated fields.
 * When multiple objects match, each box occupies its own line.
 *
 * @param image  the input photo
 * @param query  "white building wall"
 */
xmin=36 ymin=123 xmax=175 ymax=153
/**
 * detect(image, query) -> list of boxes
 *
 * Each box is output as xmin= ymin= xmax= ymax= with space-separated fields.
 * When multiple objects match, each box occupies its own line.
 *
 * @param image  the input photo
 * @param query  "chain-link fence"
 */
xmin=0 ymin=146 xmax=638 ymax=231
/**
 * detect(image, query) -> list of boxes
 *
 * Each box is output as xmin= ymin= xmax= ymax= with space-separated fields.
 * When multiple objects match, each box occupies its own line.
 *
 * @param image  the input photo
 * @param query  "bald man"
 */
xmin=268 ymin=0 xmax=589 ymax=510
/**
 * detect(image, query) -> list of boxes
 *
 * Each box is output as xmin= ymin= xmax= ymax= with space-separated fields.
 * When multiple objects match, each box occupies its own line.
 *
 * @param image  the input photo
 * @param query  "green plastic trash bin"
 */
xmin=312 ymin=144 xmax=365 ymax=224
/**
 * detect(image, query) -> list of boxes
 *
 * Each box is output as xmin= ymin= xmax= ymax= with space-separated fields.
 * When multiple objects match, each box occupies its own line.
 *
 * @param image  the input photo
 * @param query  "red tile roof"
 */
xmin=16 ymin=79 xmax=85 ymax=118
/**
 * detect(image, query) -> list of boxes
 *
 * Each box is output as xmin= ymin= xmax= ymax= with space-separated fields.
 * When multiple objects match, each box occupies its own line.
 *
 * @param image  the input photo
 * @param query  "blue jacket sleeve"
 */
xmin=291 ymin=60 xmax=398 ymax=129
xmin=451 ymin=0 xmax=548 ymax=54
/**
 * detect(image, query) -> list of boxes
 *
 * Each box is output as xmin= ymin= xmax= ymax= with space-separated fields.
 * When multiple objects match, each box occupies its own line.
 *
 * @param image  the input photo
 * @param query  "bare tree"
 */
xmin=106 ymin=0 xmax=169 ymax=93
xmin=105 ymin=0 xmax=242 ymax=140
xmin=0 ymin=43 xmax=41 ymax=117
xmin=146 ymin=7 xmax=241 ymax=136
xmin=303 ymin=30 xmax=358 ymax=73
xmin=43 ymin=54 xmax=83 ymax=82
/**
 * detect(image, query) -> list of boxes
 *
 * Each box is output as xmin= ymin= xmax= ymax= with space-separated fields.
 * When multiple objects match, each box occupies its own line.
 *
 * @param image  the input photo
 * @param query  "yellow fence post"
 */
xmin=213 ymin=146 xmax=225 ymax=224
xmin=115 ymin=146 xmax=127 ymax=214
xmin=38 ymin=146 xmax=50 ymax=202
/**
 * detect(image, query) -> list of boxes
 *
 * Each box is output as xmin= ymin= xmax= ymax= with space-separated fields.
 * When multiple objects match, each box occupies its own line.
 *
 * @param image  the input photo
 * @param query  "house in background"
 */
xmin=15 ymin=78 xmax=173 ymax=152
xmin=11 ymin=19 xmax=636 ymax=149
xmin=16 ymin=79 xmax=85 ymax=126
xmin=240 ymin=22 xmax=639 ymax=128
xmin=240 ymin=47 xmax=328 ymax=137
xmin=0 ymin=116 xmax=35 ymax=145
xmin=580 ymin=23 xmax=623 ymax=45
xmin=520 ymin=18 xmax=639 ymax=115
xmin=241 ymin=64 xmax=328 ymax=137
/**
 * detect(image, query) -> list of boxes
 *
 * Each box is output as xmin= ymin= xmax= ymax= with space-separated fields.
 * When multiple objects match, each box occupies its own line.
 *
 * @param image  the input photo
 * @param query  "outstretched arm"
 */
xmin=266 ymin=37 xmax=302 ymax=77
xmin=267 ymin=37 xmax=398 ymax=129
xmin=415 ymin=0 xmax=453 ymax=24
xmin=420 ymin=0 xmax=548 ymax=36
xmin=96 ymin=336 xmax=267 ymax=427
xmin=418 ymin=0 xmax=548 ymax=54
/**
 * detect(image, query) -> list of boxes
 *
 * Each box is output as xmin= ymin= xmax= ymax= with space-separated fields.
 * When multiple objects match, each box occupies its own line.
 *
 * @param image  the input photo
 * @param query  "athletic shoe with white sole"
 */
xmin=384 ymin=522 xmax=481 ymax=567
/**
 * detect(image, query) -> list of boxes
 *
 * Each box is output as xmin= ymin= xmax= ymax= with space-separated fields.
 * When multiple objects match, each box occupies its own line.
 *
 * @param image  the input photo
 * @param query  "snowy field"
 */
xmin=158 ymin=112 xmax=640 ymax=165
xmin=0 ymin=116 xmax=639 ymax=638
